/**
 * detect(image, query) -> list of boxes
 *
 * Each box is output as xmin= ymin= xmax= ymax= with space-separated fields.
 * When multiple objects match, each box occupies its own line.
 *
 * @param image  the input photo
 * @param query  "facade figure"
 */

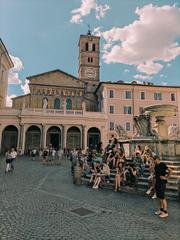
xmin=42 ymin=98 xmax=48 ymax=109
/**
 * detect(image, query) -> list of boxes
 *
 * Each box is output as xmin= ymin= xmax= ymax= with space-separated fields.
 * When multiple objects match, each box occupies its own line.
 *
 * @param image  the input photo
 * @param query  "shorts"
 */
xmin=6 ymin=159 xmax=12 ymax=164
xmin=155 ymin=182 xmax=166 ymax=199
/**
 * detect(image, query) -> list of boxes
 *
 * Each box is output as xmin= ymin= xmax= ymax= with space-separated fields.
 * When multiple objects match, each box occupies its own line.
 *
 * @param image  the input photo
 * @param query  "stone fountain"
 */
xmin=119 ymin=104 xmax=180 ymax=159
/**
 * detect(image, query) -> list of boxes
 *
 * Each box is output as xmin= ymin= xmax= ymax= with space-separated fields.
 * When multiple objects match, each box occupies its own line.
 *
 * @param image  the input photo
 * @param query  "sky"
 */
xmin=0 ymin=0 xmax=180 ymax=106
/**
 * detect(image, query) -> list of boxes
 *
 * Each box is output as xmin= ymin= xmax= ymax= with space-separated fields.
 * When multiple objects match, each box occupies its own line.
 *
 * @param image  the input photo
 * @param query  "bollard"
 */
xmin=73 ymin=165 xmax=82 ymax=185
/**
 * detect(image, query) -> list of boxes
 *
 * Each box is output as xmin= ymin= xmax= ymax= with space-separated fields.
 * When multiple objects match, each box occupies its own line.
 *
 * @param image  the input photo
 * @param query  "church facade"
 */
xmin=0 ymin=33 xmax=107 ymax=154
xmin=0 ymin=33 xmax=180 ymax=154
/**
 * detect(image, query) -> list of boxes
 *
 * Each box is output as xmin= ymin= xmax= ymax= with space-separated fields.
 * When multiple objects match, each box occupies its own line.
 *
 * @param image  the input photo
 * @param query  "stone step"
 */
xmin=163 ymin=160 xmax=180 ymax=166
xmin=81 ymin=177 xmax=178 ymax=199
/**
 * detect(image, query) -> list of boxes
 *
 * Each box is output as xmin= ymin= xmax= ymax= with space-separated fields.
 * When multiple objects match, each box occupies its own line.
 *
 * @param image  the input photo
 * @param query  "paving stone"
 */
xmin=0 ymin=156 xmax=180 ymax=240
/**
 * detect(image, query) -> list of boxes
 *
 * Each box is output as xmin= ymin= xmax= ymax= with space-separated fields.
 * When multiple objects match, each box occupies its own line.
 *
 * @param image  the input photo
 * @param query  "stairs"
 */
xmin=81 ymin=157 xmax=180 ymax=200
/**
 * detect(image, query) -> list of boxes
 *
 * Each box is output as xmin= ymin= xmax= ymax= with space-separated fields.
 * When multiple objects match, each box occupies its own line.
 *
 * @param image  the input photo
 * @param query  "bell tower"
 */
xmin=78 ymin=30 xmax=100 ymax=83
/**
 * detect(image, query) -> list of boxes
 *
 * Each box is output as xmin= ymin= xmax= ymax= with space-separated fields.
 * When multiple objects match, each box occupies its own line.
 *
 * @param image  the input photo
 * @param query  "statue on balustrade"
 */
xmin=133 ymin=112 xmax=158 ymax=138
xmin=42 ymin=98 xmax=48 ymax=109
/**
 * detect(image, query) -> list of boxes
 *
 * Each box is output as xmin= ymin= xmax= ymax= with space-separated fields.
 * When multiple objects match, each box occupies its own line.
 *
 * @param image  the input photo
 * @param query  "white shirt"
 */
xmin=10 ymin=150 xmax=17 ymax=159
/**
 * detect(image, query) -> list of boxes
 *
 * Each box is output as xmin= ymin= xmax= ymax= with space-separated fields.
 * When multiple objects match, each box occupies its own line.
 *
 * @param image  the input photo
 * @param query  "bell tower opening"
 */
xmin=78 ymin=31 xmax=100 ymax=83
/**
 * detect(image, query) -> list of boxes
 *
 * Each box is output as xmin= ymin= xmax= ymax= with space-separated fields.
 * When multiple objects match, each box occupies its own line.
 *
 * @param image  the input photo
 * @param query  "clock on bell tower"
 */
xmin=78 ymin=31 xmax=100 ymax=83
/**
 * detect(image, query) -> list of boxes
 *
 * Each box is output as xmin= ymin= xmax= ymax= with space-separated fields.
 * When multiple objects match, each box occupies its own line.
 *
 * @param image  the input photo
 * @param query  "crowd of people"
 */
xmin=70 ymin=136 xmax=157 ymax=194
xmin=29 ymin=146 xmax=67 ymax=166
xmin=69 ymin=136 xmax=172 ymax=218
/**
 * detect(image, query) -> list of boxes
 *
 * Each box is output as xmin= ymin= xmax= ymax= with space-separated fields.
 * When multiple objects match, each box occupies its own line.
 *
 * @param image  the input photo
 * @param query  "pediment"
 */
xmin=28 ymin=69 xmax=84 ymax=88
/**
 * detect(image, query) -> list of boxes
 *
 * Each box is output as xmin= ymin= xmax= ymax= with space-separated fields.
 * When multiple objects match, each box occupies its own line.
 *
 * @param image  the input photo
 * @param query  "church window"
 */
xmin=91 ymin=58 xmax=93 ymax=62
xmin=93 ymin=43 xmax=96 ymax=51
xmin=85 ymin=42 xmax=88 ymax=51
xmin=54 ymin=98 xmax=60 ymax=109
xmin=66 ymin=98 xmax=72 ymax=110
xmin=88 ymin=57 xmax=90 ymax=62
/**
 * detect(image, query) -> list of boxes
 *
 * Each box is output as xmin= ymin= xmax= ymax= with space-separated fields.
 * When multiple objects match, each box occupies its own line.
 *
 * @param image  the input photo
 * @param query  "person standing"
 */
xmin=154 ymin=155 xmax=172 ymax=218
xmin=5 ymin=149 xmax=13 ymax=173
xmin=31 ymin=148 xmax=37 ymax=161
xmin=10 ymin=148 xmax=17 ymax=170
xmin=57 ymin=148 xmax=63 ymax=165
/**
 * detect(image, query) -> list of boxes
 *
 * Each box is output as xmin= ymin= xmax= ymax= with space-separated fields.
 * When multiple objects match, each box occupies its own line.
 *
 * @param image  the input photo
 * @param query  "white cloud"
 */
xmin=134 ymin=74 xmax=152 ymax=80
xmin=98 ymin=4 xmax=180 ymax=75
xmin=93 ymin=26 xmax=102 ymax=36
xmin=8 ymin=55 xmax=23 ymax=84
xmin=6 ymin=94 xmax=17 ymax=107
xmin=70 ymin=0 xmax=110 ymax=24
xmin=21 ymin=79 xmax=30 ymax=94
xmin=161 ymin=81 xmax=168 ymax=86
xmin=160 ymin=74 xmax=167 ymax=78
xmin=124 ymin=69 xmax=130 ymax=73
xmin=167 ymin=63 xmax=172 ymax=67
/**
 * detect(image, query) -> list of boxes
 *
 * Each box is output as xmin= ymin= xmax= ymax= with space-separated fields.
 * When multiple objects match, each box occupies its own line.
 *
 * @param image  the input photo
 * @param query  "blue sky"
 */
xmin=0 ymin=0 xmax=180 ymax=105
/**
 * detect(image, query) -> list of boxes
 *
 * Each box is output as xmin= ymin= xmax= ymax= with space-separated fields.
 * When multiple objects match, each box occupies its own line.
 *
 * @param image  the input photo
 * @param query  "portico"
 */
xmin=0 ymin=108 xmax=106 ymax=154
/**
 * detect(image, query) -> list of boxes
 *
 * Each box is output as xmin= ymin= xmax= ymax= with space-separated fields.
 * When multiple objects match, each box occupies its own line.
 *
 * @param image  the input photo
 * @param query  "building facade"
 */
xmin=0 ymin=39 xmax=14 ymax=108
xmin=96 ymin=82 xmax=180 ymax=139
xmin=0 ymin=33 xmax=180 ymax=154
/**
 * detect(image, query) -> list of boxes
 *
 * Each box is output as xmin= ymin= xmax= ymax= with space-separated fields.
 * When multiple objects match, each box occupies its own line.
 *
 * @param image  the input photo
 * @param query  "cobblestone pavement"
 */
xmin=0 ymin=156 xmax=180 ymax=240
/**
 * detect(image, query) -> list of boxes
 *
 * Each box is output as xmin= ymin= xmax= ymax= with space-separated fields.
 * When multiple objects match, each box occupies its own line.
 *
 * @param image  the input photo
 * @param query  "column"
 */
xmin=18 ymin=124 xmax=24 ymax=154
xmin=100 ymin=126 xmax=105 ymax=150
xmin=82 ymin=125 xmax=88 ymax=151
xmin=41 ymin=124 xmax=47 ymax=149
xmin=62 ymin=125 xmax=67 ymax=149
xmin=21 ymin=124 xmax=26 ymax=154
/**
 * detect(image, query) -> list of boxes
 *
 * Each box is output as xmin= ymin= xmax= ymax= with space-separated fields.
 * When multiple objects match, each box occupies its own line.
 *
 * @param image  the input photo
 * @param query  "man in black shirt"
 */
xmin=154 ymin=155 xmax=172 ymax=218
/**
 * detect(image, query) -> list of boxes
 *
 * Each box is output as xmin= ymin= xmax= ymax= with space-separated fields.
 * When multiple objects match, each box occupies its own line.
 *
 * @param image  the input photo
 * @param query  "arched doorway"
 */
xmin=67 ymin=127 xmax=81 ymax=150
xmin=88 ymin=127 xmax=101 ymax=149
xmin=47 ymin=126 xmax=61 ymax=149
xmin=1 ymin=125 xmax=18 ymax=153
xmin=25 ymin=126 xmax=41 ymax=153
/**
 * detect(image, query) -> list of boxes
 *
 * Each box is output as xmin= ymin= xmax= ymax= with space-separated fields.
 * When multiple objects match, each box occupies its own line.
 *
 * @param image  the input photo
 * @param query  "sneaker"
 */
xmin=159 ymin=212 xmax=168 ymax=218
xmin=152 ymin=194 xmax=157 ymax=199
xmin=155 ymin=210 xmax=162 ymax=215
xmin=93 ymin=185 xmax=98 ymax=189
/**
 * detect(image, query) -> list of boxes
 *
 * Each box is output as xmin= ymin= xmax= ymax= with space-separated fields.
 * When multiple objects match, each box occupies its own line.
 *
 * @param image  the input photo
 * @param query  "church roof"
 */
xmin=27 ymin=69 xmax=78 ymax=80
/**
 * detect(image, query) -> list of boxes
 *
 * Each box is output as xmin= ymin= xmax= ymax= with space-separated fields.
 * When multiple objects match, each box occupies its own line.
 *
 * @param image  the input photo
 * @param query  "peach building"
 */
xmin=0 ymin=33 xmax=180 ymax=154
xmin=96 ymin=82 xmax=180 ymax=139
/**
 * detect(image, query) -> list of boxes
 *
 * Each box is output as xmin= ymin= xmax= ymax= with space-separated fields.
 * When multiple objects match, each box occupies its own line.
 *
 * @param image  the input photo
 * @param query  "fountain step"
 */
xmin=81 ymin=177 xmax=178 ymax=199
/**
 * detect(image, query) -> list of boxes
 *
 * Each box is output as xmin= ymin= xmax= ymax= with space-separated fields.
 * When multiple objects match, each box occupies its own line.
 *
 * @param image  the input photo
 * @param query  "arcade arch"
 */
xmin=1 ymin=125 xmax=18 ymax=153
xmin=87 ymin=127 xmax=101 ymax=149
xmin=25 ymin=125 xmax=41 ymax=153
xmin=66 ymin=126 xmax=81 ymax=150
xmin=46 ymin=126 xmax=61 ymax=149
